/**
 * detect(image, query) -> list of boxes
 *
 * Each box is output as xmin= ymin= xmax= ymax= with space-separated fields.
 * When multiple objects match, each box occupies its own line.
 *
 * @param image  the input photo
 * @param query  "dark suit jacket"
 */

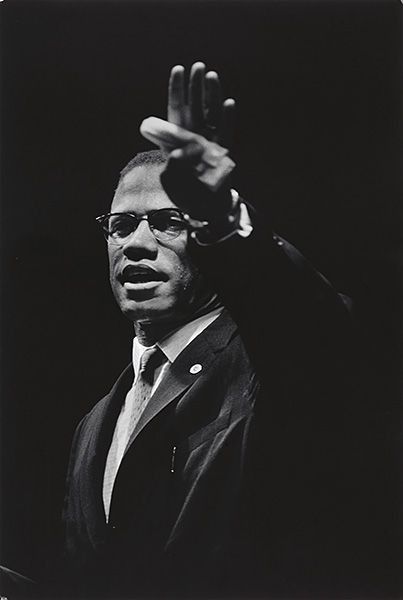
xmin=63 ymin=231 xmax=367 ymax=599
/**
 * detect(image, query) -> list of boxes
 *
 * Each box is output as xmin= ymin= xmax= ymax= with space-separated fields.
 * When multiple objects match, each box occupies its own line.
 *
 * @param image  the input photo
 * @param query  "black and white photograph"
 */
xmin=1 ymin=1 xmax=401 ymax=598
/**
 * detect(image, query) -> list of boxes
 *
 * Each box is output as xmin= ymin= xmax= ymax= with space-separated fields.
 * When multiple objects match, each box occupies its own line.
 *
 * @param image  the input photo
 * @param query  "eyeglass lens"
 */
xmin=104 ymin=210 xmax=186 ymax=244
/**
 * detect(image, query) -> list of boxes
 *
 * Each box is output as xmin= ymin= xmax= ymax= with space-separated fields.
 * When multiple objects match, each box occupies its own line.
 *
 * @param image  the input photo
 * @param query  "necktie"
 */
xmin=125 ymin=346 xmax=163 ymax=445
xmin=103 ymin=346 xmax=163 ymax=520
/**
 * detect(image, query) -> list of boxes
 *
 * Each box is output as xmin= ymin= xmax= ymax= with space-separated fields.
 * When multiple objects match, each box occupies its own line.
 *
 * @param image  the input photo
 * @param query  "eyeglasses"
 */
xmin=95 ymin=209 xmax=190 ymax=245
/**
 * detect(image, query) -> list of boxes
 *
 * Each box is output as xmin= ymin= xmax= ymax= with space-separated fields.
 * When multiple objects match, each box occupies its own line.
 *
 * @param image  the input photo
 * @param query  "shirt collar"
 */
xmin=132 ymin=306 xmax=223 ymax=375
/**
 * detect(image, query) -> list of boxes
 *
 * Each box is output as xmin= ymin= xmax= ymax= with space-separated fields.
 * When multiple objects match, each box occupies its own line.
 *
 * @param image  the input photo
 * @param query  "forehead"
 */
xmin=111 ymin=163 xmax=176 ymax=213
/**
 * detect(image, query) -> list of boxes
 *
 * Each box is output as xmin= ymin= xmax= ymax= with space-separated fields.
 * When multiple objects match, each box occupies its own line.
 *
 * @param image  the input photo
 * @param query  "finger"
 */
xmin=168 ymin=65 xmax=186 ymax=126
xmin=221 ymin=98 xmax=236 ymax=151
xmin=205 ymin=71 xmax=222 ymax=135
xmin=170 ymin=141 xmax=204 ymax=166
xmin=189 ymin=61 xmax=206 ymax=133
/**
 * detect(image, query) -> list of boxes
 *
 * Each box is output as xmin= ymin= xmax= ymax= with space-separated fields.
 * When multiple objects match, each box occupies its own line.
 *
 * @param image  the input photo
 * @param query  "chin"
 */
xmin=120 ymin=297 xmax=178 ymax=325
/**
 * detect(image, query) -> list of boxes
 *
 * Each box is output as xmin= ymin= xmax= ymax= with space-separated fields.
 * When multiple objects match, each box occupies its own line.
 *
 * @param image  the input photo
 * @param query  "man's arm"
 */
xmin=140 ymin=63 xmax=352 ymax=366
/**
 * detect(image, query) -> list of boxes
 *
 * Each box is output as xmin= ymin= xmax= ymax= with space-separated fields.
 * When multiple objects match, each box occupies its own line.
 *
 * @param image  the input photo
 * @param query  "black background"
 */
xmin=1 ymin=0 xmax=401 ymax=595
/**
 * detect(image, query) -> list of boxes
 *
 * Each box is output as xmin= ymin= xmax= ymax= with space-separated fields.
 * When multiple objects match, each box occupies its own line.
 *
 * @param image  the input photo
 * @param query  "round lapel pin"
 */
xmin=189 ymin=363 xmax=202 ymax=374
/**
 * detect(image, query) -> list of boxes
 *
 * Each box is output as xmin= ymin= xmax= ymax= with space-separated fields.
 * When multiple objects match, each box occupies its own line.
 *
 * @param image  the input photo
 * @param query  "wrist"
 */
xmin=191 ymin=189 xmax=247 ymax=246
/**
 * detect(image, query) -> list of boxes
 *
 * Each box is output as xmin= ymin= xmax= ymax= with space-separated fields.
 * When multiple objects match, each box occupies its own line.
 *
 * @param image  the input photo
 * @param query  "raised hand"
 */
xmin=167 ymin=62 xmax=235 ymax=149
xmin=140 ymin=62 xmax=238 ymax=230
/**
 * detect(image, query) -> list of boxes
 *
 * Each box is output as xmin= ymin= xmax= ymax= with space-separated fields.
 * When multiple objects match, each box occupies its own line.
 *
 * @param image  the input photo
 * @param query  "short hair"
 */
xmin=119 ymin=149 xmax=167 ymax=181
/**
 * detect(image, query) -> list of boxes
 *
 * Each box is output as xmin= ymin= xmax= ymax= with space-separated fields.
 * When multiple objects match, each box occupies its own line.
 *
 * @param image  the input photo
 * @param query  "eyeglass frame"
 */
xmin=95 ymin=208 xmax=208 ymax=245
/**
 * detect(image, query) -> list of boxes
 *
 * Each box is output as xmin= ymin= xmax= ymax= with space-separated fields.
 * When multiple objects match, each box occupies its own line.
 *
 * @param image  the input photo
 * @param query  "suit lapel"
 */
xmin=124 ymin=310 xmax=237 ymax=454
xmin=79 ymin=365 xmax=133 ymax=535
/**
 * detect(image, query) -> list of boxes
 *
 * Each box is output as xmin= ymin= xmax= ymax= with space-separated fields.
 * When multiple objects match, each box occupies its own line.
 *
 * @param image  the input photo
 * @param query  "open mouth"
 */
xmin=119 ymin=265 xmax=166 ymax=290
xmin=125 ymin=272 xmax=160 ymax=284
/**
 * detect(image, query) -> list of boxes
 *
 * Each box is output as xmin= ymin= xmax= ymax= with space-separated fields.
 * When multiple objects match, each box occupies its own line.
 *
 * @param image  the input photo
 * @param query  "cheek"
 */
xmin=108 ymin=250 xmax=121 ymax=290
xmin=108 ymin=244 xmax=122 ymax=269
xmin=170 ymin=253 xmax=200 ymax=294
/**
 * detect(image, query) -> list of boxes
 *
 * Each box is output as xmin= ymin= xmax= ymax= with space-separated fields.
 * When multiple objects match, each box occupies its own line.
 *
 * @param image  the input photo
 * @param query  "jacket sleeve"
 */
xmin=189 ymin=211 xmax=353 ymax=379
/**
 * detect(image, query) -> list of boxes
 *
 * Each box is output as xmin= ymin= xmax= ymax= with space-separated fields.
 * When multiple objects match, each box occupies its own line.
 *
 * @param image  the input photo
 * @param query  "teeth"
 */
xmin=124 ymin=280 xmax=160 ymax=290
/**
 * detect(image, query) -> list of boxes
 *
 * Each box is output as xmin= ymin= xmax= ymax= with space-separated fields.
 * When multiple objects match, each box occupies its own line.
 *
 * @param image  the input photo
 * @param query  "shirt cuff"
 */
xmin=237 ymin=200 xmax=253 ymax=238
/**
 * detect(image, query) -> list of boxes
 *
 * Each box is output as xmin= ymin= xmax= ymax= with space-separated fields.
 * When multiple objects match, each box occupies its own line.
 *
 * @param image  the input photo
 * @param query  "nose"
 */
xmin=122 ymin=219 xmax=158 ymax=259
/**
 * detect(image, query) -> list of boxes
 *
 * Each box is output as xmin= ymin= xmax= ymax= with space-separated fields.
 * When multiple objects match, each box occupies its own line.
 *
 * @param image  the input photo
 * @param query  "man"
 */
xmin=63 ymin=63 xmax=364 ymax=599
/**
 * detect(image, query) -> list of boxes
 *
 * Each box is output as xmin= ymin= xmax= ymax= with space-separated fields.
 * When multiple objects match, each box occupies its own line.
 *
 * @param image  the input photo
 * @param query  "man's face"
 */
xmin=108 ymin=163 xmax=203 ymax=325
